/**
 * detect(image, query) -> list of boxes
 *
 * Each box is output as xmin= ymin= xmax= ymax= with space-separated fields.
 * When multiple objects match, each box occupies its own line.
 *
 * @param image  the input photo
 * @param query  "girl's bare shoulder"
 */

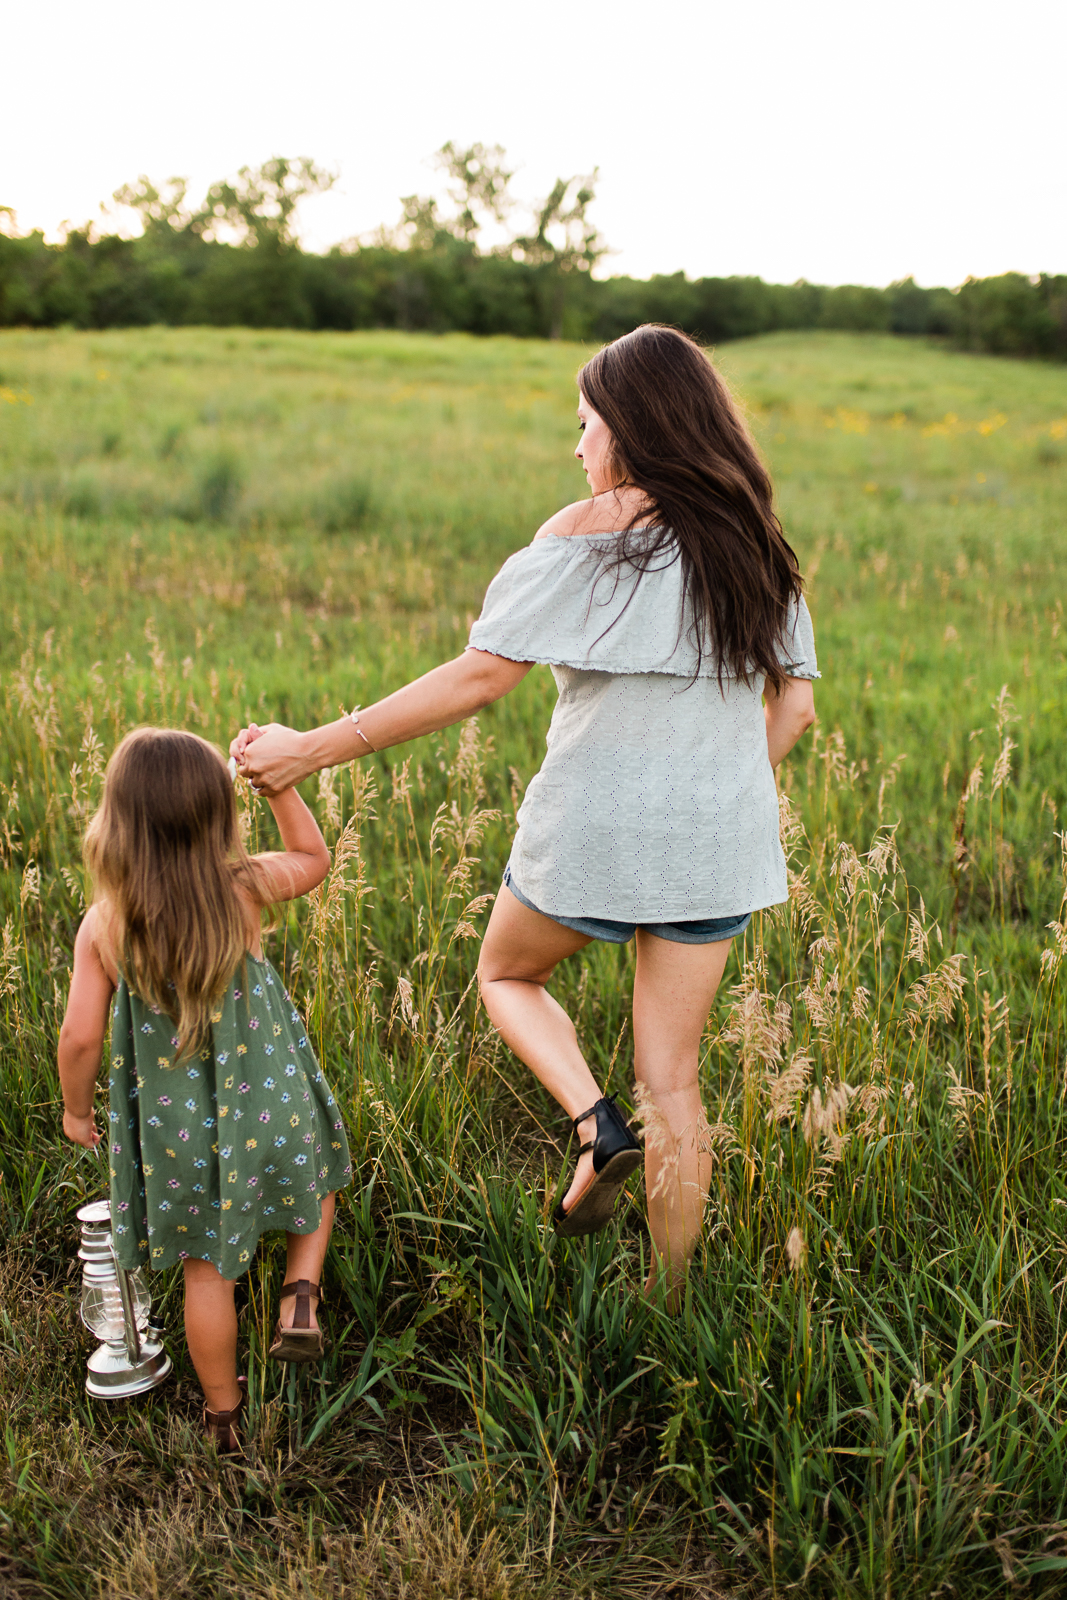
xmin=81 ymin=902 xmax=119 ymax=985
xmin=532 ymin=488 xmax=652 ymax=543
xmin=232 ymin=869 xmax=268 ymax=957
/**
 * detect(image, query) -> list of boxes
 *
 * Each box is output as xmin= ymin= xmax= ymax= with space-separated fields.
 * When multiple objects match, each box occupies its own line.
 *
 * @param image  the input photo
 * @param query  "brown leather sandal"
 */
xmin=268 ymin=1279 xmax=326 ymax=1363
xmin=204 ymin=1375 xmax=247 ymax=1454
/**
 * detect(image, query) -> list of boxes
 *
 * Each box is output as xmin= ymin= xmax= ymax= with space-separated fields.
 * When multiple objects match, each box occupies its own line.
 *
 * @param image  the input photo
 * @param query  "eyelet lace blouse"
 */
xmin=468 ymin=532 xmax=819 ymax=922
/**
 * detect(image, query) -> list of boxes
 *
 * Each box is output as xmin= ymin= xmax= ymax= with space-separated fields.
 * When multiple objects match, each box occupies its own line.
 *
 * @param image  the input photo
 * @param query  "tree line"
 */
xmin=2 ymin=148 xmax=1065 ymax=358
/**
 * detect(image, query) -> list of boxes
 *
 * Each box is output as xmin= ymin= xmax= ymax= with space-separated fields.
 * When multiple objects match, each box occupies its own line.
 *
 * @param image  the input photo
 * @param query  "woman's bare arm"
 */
xmin=765 ymin=677 xmax=817 ymax=768
xmin=233 ymin=649 xmax=532 ymax=798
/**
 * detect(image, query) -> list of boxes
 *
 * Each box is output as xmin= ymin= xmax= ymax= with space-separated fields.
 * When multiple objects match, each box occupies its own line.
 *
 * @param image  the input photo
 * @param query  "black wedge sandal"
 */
xmin=204 ymin=1375 xmax=247 ymax=1454
xmin=554 ymin=1094 xmax=642 ymax=1238
xmin=268 ymin=1279 xmax=326 ymax=1364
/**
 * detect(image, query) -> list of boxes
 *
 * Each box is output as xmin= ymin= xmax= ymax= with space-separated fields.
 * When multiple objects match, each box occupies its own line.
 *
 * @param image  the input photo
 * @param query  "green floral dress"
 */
xmin=107 ymin=954 xmax=352 ymax=1278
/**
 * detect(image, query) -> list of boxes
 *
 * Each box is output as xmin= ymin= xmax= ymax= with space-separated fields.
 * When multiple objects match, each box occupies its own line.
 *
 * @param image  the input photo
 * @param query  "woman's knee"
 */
xmin=477 ymin=951 xmax=555 ymax=990
xmin=475 ymin=955 xmax=497 ymax=1000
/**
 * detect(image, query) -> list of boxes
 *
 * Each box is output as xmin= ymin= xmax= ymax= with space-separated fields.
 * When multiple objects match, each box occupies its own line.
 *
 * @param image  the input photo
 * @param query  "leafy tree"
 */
xmin=390 ymin=194 xmax=455 ymax=254
xmin=1039 ymin=274 xmax=1067 ymax=357
xmin=433 ymin=141 xmax=514 ymax=244
xmin=389 ymin=142 xmax=514 ymax=254
xmin=381 ymin=145 xmax=605 ymax=338
xmin=194 ymin=157 xmax=337 ymax=252
xmin=956 ymin=272 xmax=1058 ymax=357
xmin=508 ymin=171 xmax=607 ymax=338
xmin=112 ymin=176 xmax=193 ymax=238
xmin=3 ymin=145 xmax=1063 ymax=359
xmin=509 ymin=173 xmax=603 ymax=271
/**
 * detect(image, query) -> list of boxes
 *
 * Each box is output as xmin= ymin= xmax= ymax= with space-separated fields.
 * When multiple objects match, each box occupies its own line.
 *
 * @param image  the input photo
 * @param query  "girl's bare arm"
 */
xmin=232 ymin=649 xmax=532 ymax=798
xmin=250 ymin=787 xmax=332 ymax=904
xmin=58 ymin=908 xmax=116 ymax=1149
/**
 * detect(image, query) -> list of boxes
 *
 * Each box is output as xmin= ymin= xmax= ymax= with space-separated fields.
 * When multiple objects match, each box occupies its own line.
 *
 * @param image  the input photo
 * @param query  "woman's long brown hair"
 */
xmin=577 ymin=324 xmax=802 ymax=690
xmin=84 ymin=727 xmax=264 ymax=1059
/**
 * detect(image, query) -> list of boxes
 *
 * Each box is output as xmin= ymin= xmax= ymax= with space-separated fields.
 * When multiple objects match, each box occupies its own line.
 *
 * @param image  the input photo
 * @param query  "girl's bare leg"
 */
xmin=632 ymin=929 xmax=734 ymax=1312
xmin=478 ymin=886 xmax=602 ymax=1213
xmin=279 ymin=1191 xmax=336 ymax=1331
xmin=183 ymin=1258 xmax=240 ymax=1411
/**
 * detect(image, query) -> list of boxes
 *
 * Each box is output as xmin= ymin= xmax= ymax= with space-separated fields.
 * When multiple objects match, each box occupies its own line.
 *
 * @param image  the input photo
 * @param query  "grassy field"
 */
xmin=2 ymin=325 xmax=1067 ymax=1598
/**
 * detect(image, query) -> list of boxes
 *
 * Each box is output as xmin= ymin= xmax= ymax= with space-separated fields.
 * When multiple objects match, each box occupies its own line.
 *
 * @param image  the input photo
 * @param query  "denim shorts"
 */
xmin=502 ymin=866 xmax=752 ymax=947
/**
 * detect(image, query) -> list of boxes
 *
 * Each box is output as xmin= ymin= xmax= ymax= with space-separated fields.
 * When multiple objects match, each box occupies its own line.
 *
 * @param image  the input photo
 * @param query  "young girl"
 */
xmin=59 ymin=727 xmax=352 ymax=1451
xmin=234 ymin=325 xmax=817 ymax=1310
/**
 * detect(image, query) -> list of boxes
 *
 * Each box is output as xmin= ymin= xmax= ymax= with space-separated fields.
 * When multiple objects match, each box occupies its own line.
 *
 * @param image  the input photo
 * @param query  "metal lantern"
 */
xmin=76 ymin=1199 xmax=172 ymax=1399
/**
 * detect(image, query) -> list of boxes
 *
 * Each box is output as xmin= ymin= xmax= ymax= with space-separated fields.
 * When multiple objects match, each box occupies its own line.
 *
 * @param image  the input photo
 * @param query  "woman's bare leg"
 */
xmin=478 ymin=886 xmax=602 ymax=1212
xmin=632 ymin=929 xmax=734 ymax=1311
xmin=278 ymin=1192 xmax=336 ymax=1331
xmin=183 ymin=1258 xmax=240 ymax=1411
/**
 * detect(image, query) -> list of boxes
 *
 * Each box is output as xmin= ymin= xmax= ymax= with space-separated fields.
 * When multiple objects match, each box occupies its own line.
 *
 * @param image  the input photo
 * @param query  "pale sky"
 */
xmin=4 ymin=0 xmax=1064 ymax=288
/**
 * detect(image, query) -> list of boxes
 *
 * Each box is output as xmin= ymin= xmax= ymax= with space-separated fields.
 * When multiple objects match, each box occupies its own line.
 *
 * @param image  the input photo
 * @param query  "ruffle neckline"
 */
xmin=468 ymin=536 xmax=819 ymax=681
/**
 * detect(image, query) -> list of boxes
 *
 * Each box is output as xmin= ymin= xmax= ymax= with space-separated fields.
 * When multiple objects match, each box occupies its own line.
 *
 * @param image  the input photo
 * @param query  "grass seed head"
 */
xmin=765 ymin=1051 xmax=815 ymax=1125
xmin=785 ymin=1227 xmax=807 ymax=1272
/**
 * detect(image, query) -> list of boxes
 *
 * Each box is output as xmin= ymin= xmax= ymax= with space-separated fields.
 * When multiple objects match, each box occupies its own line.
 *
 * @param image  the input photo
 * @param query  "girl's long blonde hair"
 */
xmin=85 ymin=727 xmax=264 ymax=1058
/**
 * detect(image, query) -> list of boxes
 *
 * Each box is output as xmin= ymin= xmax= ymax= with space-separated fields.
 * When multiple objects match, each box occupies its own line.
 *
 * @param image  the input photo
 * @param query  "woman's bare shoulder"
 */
xmin=533 ymin=488 xmax=651 ymax=543
xmin=532 ymin=500 xmax=595 ymax=541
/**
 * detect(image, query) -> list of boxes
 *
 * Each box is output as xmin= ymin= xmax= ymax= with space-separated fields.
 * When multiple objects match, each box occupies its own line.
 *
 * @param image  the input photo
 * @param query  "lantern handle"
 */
xmin=114 ymin=1263 xmax=143 ymax=1365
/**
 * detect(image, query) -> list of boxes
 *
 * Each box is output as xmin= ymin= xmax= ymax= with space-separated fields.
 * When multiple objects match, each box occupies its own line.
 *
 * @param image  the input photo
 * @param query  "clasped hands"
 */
xmin=229 ymin=721 xmax=312 ymax=798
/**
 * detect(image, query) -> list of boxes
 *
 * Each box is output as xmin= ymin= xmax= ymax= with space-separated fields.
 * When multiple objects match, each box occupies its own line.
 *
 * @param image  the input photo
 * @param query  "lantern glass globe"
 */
xmin=80 ymin=1270 xmax=150 ymax=1342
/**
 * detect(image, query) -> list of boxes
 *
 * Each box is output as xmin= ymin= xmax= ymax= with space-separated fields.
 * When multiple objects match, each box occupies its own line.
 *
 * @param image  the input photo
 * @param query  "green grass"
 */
xmin=2 ymin=325 xmax=1067 ymax=1597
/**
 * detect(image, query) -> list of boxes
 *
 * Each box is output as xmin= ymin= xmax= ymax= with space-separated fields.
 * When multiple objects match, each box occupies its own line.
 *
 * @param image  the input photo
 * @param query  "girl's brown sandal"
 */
xmin=268 ymin=1279 xmax=326 ymax=1363
xmin=203 ymin=1375 xmax=247 ymax=1454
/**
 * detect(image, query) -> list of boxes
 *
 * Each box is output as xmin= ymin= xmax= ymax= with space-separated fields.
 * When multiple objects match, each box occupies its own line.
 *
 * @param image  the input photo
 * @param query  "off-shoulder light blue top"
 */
xmin=468 ymin=533 xmax=819 ymax=922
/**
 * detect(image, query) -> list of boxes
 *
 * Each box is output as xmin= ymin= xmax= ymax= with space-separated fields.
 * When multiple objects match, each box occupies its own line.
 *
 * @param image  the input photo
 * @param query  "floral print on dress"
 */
xmin=107 ymin=954 xmax=351 ymax=1279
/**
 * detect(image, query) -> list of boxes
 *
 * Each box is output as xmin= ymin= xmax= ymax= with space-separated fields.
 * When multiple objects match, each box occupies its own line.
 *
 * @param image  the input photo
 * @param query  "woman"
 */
xmin=234 ymin=325 xmax=818 ymax=1308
